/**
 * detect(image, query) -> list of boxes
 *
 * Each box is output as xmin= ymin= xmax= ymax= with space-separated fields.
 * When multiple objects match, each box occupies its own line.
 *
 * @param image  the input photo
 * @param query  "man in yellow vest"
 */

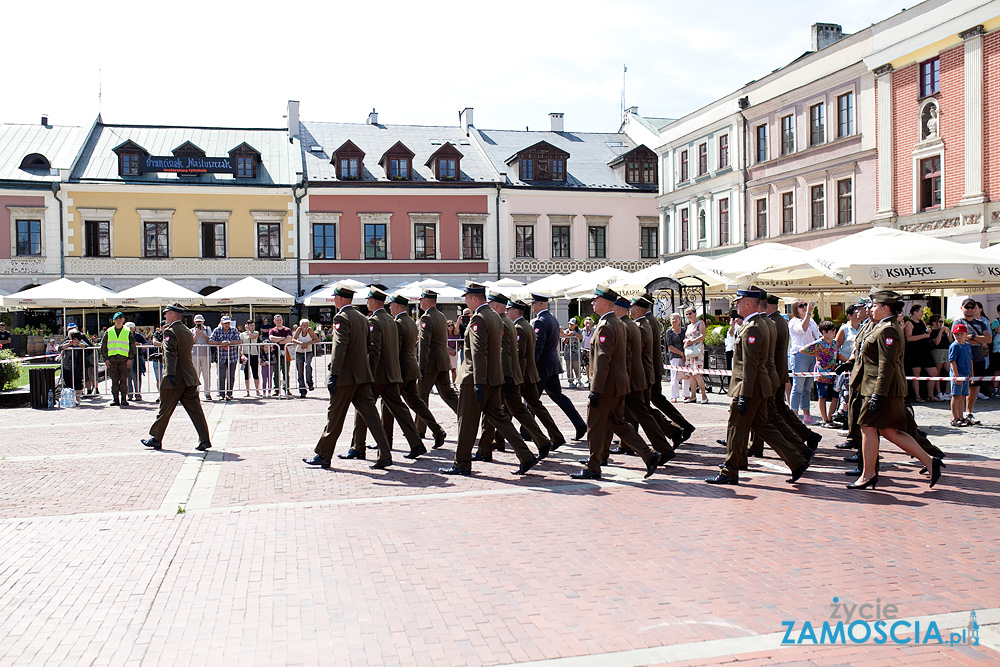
xmin=100 ymin=311 xmax=136 ymax=407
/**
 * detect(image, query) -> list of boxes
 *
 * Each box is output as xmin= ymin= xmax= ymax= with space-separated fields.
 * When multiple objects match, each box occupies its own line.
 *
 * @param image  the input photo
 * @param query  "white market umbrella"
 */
xmin=523 ymin=271 xmax=587 ymax=297
xmin=558 ymin=266 xmax=632 ymax=299
xmin=3 ymin=278 xmax=109 ymax=308
xmin=390 ymin=279 xmax=465 ymax=304
xmin=106 ymin=277 xmax=204 ymax=308
xmin=301 ymin=279 xmax=368 ymax=307
xmin=203 ymin=276 xmax=295 ymax=320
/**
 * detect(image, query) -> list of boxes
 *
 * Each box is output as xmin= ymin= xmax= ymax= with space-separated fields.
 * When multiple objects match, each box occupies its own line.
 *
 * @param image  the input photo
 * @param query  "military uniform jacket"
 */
xmin=590 ymin=313 xmax=630 ymax=397
xmin=395 ymin=313 xmax=420 ymax=383
xmin=532 ymin=309 xmax=563 ymax=377
xmin=636 ymin=316 xmax=657 ymax=388
xmin=418 ymin=306 xmax=451 ymax=374
xmin=499 ymin=313 xmax=523 ymax=385
xmin=514 ymin=317 xmax=540 ymax=384
xmin=756 ymin=313 xmax=780 ymax=393
xmin=622 ymin=316 xmax=649 ymax=393
xmin=457 ymin=304 xmax=504 ymax=386
xmin=368 ymin=308 xmax=402 ymax=384
xmin=644 ymin=311 xmax=665 ymax=381
xmin=769 ymin=311 xmax=791 ymax=383
xmin=161 ymin=321 xmax=200 ymax=388
xmin=849 ymin=318 xmax=876 ymax=389
xmin=857 ymin=318 xmax=907 ymax=398
xmin=728 ymin=314 xmax=771 ymax=399
xmin=329 ymin=305 xmax=375 ymax=386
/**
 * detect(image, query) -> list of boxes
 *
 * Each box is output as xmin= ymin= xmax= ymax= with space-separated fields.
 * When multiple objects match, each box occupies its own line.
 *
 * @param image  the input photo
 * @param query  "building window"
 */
xmin=837 ymin=179 xmax=853 ymax=225
xmin=313 ymin=223 xmax=337 ymax=259
xmin=462 ymin=224 xmax=483 ymax=259
xmin=143 ymin=221 xmax=169 ymax=258
xmin=235 ymin=155 xmax=255 ymax=178
xmin=364 ymin=223 xmax=387 ymax=259
xmin=920 ymin=156 xmax=942 ymax=210
xmin=718 ymin=198 xmax=729 ymax=245
xmin=697 ymin=210 xmax=707 ymax=247
xmin=201 ymin=222 xmax=226 ymax=258
xmin=837 ymin=93 xmax=854 ymax=138
xmin=698 ymin=143 xmax=708 ymax=176
xmin=257 ymin=223 xmax=282 ymax=259
xmin=521 ymin=158 xmax=534 ymax=180
xmin=755 ymin=199 xmax=767 ymax=239
xmin=643 ymin=161 xmax=656 ymax=184
xmin=626 ymin=161 xmax=641 ymax=183
xmin=810 ymin=185 xmax=825 ymax=230
xmin=389 ymin=158 xmax=409 ymax=179
xmin=809 ymin=103 xmax=825 ymax=146
xmin=551 ymin=225 xmax=570 ymax=258
xmin=780 ymin=115 xmax=794 ymax=155
xmin=640 ymin=226 xmax=658 ymax=258
xmin=414 ymin=223 xmax=436 ymax=259
xmin=437 ymin=158 xmax=457 ymax=180
xmin=718 ymin=134 xmax=729 ymax=169
xmin=756 ymin=125 xmax=768 ymax=162
xmin=551 ymin=159 xmax=565 ymax=181
xmin=919 ymin=57 xmax=940 ymax=98
xmin=781 ymin=192 xmax=794 ymax=234
xmin=679 ymin=150 xmax=689 ymax=182
xmin=84 ymin=220 xmax=110 ymax=257
xmin=680 ymin=209 xmax=690 ymax=251
xmin=339 ymin=158 xmax=359 ymax=180
xmin=588 ymin=226 xmax=606 ymax=258
xmin=120 ymin=154 xmax=139 ymax=176
xmin=515 ymin=225 xmax=534 ymax=258
xmin=15 ymin=220 xmax=41 ymax=256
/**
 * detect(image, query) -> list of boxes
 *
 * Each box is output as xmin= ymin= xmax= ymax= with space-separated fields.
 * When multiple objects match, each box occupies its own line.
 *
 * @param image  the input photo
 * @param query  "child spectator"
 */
xmin=949 ymin=322 xmax=973 ymax=426
xmin=798 ymin=320 xmax=847 ymax=427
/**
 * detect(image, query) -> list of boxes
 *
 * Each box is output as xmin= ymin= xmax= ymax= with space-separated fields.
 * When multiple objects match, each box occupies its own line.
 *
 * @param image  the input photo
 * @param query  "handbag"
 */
xmin=684 ymin=342 xmax=704 ymax=358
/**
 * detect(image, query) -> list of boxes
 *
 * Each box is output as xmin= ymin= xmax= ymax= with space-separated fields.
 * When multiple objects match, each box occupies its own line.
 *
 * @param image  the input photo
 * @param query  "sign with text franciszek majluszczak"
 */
xmin=140 ymin=155 xmax=234 ymax=174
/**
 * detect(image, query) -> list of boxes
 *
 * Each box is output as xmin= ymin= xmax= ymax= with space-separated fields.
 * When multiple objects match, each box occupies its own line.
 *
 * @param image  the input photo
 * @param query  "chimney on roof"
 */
xmin=460 ymin=107 xmax=474 ymax=136
xmin=625 ymin=106 xmax=638 ymax=116
xmin=550 ymin=112 xmax=564 ymax=133
xmin=811 ymin=23 xmax=845 ymax=51
xmin=286 ymin=100 xmax=300 ymax=140
xmin=41 ymin=114 xmax=49 ymax=127
xmin=367 ymin=109 xmax=379 ymax=125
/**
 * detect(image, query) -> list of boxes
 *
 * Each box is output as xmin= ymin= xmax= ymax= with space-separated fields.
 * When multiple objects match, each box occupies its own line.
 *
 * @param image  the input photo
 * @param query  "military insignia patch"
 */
xmin=369 ymin=325 xmax=374 ymax=331
xmin=599 ymin=335 xmax=606 ymax=343
xmin=334 ymin=323 xmax=341 ymax=330
xmin=420 ymin=322 xmax=426 ymax=328
xmin=517 ymin=335 xmax=521 ymax=341
xmin=472 ymin=324 xmax=479 ymax=332
xmin=534 ymin=327 xmax=540 ymax=333
xmin=748 ymin=336 xmax=756 ymax=344
xmin=886 ymin=337 xmax=894 ymax=346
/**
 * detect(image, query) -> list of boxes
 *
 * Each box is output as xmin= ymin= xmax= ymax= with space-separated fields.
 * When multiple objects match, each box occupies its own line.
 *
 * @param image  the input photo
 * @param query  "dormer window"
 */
xmin=521 ymin=158 xmax=534 ymax=180
xmin=426 ymin=143 xmax=464 ymax=181
xmin=507 ymin=141 xmax=569 ymax=182
xmin=439 ymin=159 xmax=456 ymax=179
xmin=228 ymin=142 xmax=261 ymax=179
xmin=236 ymin=155 xmax=254 ymax=177
xmin=379 ymin=141 xmax=415 ymax=181
xmin=610 ymin=144 xmax=658 ymax=186
xmin=112 ymin=139 xmax=148 ymax=177
xmin=389 ymin=158 xmax=409 ymax=179
xmin=331 ymin=140 xmax=365 ymax=180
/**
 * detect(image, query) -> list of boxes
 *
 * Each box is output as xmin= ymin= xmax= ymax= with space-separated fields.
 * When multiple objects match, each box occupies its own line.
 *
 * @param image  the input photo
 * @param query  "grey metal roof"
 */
xmin=0 ymin=123 xmax=87 ymax=182
xmin=473 ymin=128 xmax=650 ymax=190
xmin=71 ymin=123 xmax=300 ymax=186
xmin=633 ymin=115 xmax=676 ymax=133
xmin=299 ymin=121 xmax=499 ymax=184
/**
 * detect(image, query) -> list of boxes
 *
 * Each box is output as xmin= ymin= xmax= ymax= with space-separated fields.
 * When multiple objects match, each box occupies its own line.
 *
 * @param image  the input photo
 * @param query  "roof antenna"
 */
xmin=98 ymin=67 xmax=102 ymax=113
xmin=621 ymin=63 xmax=627 ymax=120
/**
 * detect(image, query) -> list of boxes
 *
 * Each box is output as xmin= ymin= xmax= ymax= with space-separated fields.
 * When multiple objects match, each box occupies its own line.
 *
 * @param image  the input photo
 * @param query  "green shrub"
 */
xmin=0 ymin=350 xmax=21 ymax=391
xmin=705 ymin=325 xmax=728 ymax=347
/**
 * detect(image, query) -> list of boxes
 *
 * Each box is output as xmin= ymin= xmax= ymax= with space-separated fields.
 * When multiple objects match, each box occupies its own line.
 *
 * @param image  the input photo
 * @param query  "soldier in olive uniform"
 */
xmin=508 ymin=300 xmax=566 ymax=450
xmin=303 ymin=284 xmax=393 ymax=470
xmin=416 ymin=290 xmax=460 ymax=441
xmin=571 ymin=286 xmax=661 ymax=481
xmin=141 ymin=304 xmax=212 ymax=451
xmin=630 ymin=295 xmax=685 ymax=445
xmin=439 ymin=283 xmax=540 ymax=476
xmin=640 ymin=298 xmax=696 ymax=442
xmin=382 ymin=294 xmax=447 ymax=453
xmin=848 ymin=291 xmax=944 ymax=490
xmin=707 ymin=287 xmax=810 ymax=485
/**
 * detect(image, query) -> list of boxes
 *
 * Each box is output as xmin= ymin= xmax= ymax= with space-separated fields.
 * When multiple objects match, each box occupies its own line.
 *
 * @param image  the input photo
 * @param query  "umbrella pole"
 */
xmin=62 ymin=307 xmax=66 ymax=333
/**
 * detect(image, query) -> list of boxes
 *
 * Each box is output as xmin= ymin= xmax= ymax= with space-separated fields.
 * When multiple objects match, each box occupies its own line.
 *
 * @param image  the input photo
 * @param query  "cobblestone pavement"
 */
xmin=1 ymin=384 xmax=998 ymax=666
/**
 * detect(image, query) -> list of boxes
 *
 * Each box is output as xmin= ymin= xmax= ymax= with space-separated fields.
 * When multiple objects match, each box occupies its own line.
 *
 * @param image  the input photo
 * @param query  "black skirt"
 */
xmin=858 ymin=395 xmax=907 ymax=430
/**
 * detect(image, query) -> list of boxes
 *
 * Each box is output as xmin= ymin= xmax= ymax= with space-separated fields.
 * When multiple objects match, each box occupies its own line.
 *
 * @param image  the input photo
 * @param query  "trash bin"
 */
xmin=28 ymin=367 xmax=57 ymax=409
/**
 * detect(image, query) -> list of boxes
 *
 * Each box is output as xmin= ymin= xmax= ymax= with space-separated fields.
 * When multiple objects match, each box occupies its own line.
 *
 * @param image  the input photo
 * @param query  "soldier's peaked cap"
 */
xmin=163 ymin=304 xmax=187 ymax=314
xmin=631 ymin=295 xmax=653 ymax=308
xmin=488 ymin=292 xmax=509 ymax=305
xmin=367 ymin=286 xmax=389 ymax=301
xmin=420 ymin=289 xmax=438 ymax=299
xmin=594 ymin=284 xmax=619 ymax=302
xmin=390 ymin=294 xmax=409 ymax=306
xmin=530 ymin=292 xmax=552 ymax=302
xmin=871 ymin=290 xmax=902 ymax=305
xmin=463 ymin=281 xmax=487 ymax=295
xmin=333 ymin=283 xmax=356 ymax=299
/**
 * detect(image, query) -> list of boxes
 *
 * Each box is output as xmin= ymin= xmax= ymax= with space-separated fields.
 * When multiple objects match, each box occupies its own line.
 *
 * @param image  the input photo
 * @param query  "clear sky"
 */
xmin=2 ymin=0 xmax=908 ymax=133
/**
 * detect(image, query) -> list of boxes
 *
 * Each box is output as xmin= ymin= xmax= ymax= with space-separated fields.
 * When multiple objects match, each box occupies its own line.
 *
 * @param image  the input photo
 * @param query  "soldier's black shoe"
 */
xmin=805 ymin=433 xmax=822 ymax=451
xmin=844 ymin=467 xmax=862 ymax=476
xmin=788 ymin=461 xmax=810 ymax=483
xmin=338 ymin=448 xmax=366 ymax=460
xmin=835 ymin=441 xmax=859 ymax=450
xmin=680 ymin=425 xmax=696 ymax=443
xmin=471 ymin=452 xmax=493 ymax=462
xmin=610 ymin=446 xmax=637 ymax=456
xmin=579 ymin=457 xmax=609 ymax=466
xmin=658 ymin=449 xmax=676 ymax=466
xmin=439 ymin=465 xmax=471 ymax=476
xmin=404 ymin=444 xmax=427 ymax=459
xmin=195 ymin=441 xmax=212 ymax=451
xmin=670 ymin=430 xmax=684 ymax=449
xmin=519 ymin=426 xmax=530 ymax=440
xmin=844 ymin=453 xmax=860 ymax=463
xmin=366 ymin=444 xmax=380 ymax=450
xmin=574 ymin=424 xmax=587 ymax=441
xmin=720 ymin=463 xmax=748 ymax=471
xmin=716 ymin=439 xmax=727 ymax=446
xmin=512 ymin=456 xmax=539 ymax=475
xmin=370 ymin=459 xmax=392 ymax=470
xmin=747 ymin=449 xmax=764 ymax=458
xmin=140 ymin=437 xmax=162 ymax=450
xmin=495 ymin=443 xmax=506 ymax=452
xmin=570 ymin=469 xmax=601 ymax=480
xmin=432 ymin=432 xmax=447 ymax=449
xmin=302 ymin=456 xmax=331 ymax=469
xmin=644 ymin=452 xmax=662 ymax=479
xmin=538 ymin=441 xmax=551 ymax=460
xmin=551 ymin=440 xmax=565 ymax=450
xmin=705 ymin=473 xmax=739 ymax=485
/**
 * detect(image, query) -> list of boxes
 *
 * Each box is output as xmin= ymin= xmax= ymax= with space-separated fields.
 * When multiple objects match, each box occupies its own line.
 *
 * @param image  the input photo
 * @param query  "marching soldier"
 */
xmin=475 ymin=292 xmax=551 ymax=462
xmin=141 ymin=304 xmax=211 ymax=451
xmin=707 ymin=287 xmax=810 ymax=485
xmin=571 ymin=285 xmax=661 ymax=481
xmin=531 ymin=293 xmax=587 ymax=441
xmin=439 ymin=282 xmax=540 ymax=476
xmin=416 ymin=289 xmax=459 ymax=444
xmin=100 ymin=311 xmax=136 ymax=407
xmin=382 ymin=294 xmax=448 ymax=452
xmin=509 ymin=300 xmax=567 ymax=449
xmin=303 ymin=284 xmax=393 ymax=470
xmin=639 ymin=297 xmax=696 ymax=442
xmin=350 ymin=287 xmax=427 ymax=460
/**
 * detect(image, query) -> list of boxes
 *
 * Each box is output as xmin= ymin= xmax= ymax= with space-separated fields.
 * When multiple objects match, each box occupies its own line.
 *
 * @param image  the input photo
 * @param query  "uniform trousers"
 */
xmin=416 ymin=370 xmax=459 ymax=436
xmin=454 ymin=383 xmax=533 ymax=469
xmin=586 ymin=393 xmax=655 ymax=474
xmin=353 ymin=382 xmax=423 ymax=452
xmin=478 ymin=383 xmax=548 ymax=457
xmin=624 ymin=390 xmax=676 ymax=457
xmin=106 ymin=356 xmax=130 ymax=401
xmin=148 ymin=384 xmax=211 ymax=444
xmin=750 ymin=386 xmax=813 ymax=455
xmin=650 ymin=378 xmax=694 ymax=431
xmin=383 ymin=378 xmax=445 ymax=440
xmin=521 ymin=379 xmax=566 ymax=446
xmin=315 ymin=383 xmax=391 ymax=462
xmin=722 ymin=396 xmax=808 ymax=478
xmin=538 ymin=373 xmax=586 ymax=431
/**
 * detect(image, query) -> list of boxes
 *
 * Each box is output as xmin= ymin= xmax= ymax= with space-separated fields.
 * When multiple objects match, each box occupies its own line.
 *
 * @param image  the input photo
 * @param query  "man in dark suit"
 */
xmin=304 ymin=284 xmax=393 ymax=470
xmin=531 ymin=293 xmax=587 ymax=441
xmin=141 ymin=305 xmax=211 ymax=451
xmin=382 ymin=293 xmax=446 ymax=453
xmin=440 ymin=282 xmax=540 ymax=476
xmin=416 ymin=289 xmax=459 ymax=444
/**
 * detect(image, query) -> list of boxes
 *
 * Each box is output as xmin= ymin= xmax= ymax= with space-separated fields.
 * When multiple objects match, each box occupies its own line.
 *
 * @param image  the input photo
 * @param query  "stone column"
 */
xmin=961 ymin=25 xmax=986 ymax=205
xmin=874 ymin=64 xmax=895 ymax=220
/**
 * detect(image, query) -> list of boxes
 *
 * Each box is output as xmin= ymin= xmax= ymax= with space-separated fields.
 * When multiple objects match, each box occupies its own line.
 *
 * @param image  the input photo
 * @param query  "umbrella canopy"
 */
xmin=106 ymin=277 xmax=205 ymax=308
xmin=2 ymin=278 xmax=110 ymax=308
xmin=627 ymin=254 xmax=731 ymax=289
xmin=388 ymin=279 xmax=465 ymax=304
xmin=202 ymin=277 xmax=295 ymax=307
xmin=558 ymin=266 xmax=633 ymax=299
xmin=301 ymin=279 xmax=369 ymax=306
xmin=523 ymin=271 xmax=588 ymax=297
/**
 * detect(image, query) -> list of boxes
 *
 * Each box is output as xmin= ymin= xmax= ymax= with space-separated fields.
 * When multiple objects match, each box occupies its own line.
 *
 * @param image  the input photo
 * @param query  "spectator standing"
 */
xmin=293 ymin=318 xmax=320 ymax=397
xmin=928 ymin=314 xmax=951 ymax=400
xmin=581 ymin=318 xmax=594 ymax=383
xmin=210 ymin=316 xmax=242 ymax=400
xmin=190 ymin=314 xmax=213 ymax=401
xmin=562 ymin=321 xmax=583 ymax=387
xmin=240 ymin=320 xmax=262 ymax=397
xmin=45 ymin=338 xmax=59 ymax=361
xmin=149 ymin=320 xmax=165 ymax=401
xmin=948 ymin=322 xmax=973 ymax=426
xmin=836 ymin=303 xmax=863 ymax=360
xmin=959 ymin=298 xmax=990 ymax=424
xmin=268 ymin=314 xmax=293 ymax=397
xmin=0 ymin=322 xmax=10 ymax=351
xmin=724 ymin=313 xmax=742 ymax=370
xmin=665 ymin=313 xmax=686 ymax=402
xmin=59 ymin=328 xmax=87 ymax=404
xmin=787 ymin=300 xmax=820 ymax=424
xmin=682 ymin=307 xmax=708 ymax=403
xmin=446 ymin=320 xmax=459 ymax=383
xmin=124 ymin=322 xmax=148 ymax=401
xmin=99 ymin=312 xmax=136 ymax=407
xmin=991 ymin=304 xmax=1000 ymax=398
xmin=903 ymin=303 xmax=938 ymax=402
xmin=798 ymin=320 xmax=847 ymax=427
